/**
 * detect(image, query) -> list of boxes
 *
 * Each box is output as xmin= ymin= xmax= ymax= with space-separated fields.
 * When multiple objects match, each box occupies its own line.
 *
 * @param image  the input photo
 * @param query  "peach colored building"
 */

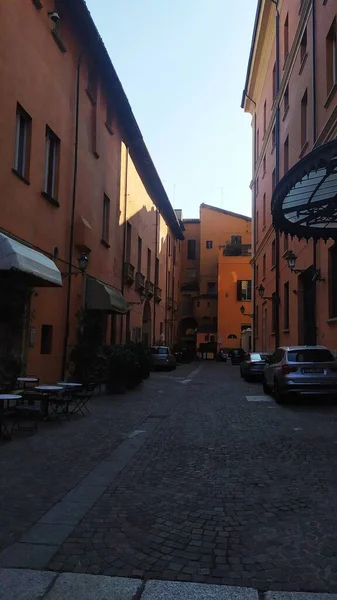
xmin=0 ymin=0 xmax=183 ymax=383
xmin=178 ymin=204 xmax=252 ymax=356
xmin=242 ymin=0 xmax=337 ymax=352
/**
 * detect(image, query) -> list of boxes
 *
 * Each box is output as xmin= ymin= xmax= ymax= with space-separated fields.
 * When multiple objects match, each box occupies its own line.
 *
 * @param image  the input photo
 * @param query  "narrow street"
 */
xmin=1 ymin=363 xmax=337 ymax=593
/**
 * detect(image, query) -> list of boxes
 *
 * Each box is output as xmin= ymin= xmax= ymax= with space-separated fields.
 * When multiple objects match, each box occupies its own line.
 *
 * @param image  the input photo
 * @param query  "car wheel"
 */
xmin=263 ymin=378 xmax=270 ymax=394
xmin=274 ymin=379 xmax=287 ymax=404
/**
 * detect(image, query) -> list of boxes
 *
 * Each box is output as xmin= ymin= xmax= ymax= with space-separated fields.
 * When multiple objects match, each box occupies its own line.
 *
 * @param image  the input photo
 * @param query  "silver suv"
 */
xmin=263 ymin=345 xmax=337 ymax=402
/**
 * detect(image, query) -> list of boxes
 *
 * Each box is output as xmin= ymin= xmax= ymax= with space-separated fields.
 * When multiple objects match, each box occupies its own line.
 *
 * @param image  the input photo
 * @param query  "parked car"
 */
xmin=230 ymin=348 xmax=245 ymax=365
xmin=216 ymin=348 xmax=229 ymax=362
xmin=150 ymin=346 xmax=176 ymax=371
xmin=240 ymin=351 xmax=271 ymax=381
xmin=263 ymin=345 xmax=337 ymax=402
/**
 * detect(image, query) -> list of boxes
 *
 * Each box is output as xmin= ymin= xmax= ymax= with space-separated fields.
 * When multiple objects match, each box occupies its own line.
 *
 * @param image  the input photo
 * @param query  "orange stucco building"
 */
xmin=0 ymin=0 xmax=183 ymax=382
xmin=177 ymin=204 xmax=252 ymax=356
xmin=242 ymin=0 xmax=337 ymax=352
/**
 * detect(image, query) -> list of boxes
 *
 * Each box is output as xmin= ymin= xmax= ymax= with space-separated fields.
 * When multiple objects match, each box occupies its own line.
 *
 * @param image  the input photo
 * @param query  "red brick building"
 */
xmin=0 ymin=0 xmax=183 ymax=382
xmin=242 ymin=0 xmax=337 ymax=352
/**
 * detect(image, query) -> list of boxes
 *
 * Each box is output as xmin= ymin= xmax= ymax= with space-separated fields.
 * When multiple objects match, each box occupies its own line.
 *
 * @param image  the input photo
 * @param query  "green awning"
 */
xmin=86 ymin=277 xmax=128 ymax=314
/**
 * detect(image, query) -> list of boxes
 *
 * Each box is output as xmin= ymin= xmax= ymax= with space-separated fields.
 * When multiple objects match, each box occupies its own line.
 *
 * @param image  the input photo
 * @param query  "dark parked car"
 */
xmin=230 ymin=348 xmax=245 ymax=365
xmin=150 ymin=346 xmax=176 ymax=371
xmin=240 ymin=351 xmax=271 ymax=381
xmin=216 ymin=348 xmax=229 ymax=362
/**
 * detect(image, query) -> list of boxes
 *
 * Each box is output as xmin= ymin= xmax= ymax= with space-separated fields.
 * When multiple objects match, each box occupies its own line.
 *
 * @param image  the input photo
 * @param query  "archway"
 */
xmin=142 ymin=300 xmax=152 ymax=347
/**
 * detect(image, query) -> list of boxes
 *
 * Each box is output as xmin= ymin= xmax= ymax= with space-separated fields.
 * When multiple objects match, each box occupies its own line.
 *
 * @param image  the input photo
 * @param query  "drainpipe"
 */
xmin=152 ymin=209 xmax=159 ymax=344
xmin=312 ymin=0 xmax=318 ymax=343
xmin=120 ymin=146 xmax=129 ymax=343
xmin=271 ymin=0 xmax=280 ymax=349
xmin=61 ymin=52 xmax=83 ymax=379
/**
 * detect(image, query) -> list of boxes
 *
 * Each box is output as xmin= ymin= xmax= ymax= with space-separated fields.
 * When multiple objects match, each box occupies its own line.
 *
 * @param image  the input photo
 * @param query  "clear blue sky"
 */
xmin=86 ymin=0 xmax=256 ymax=219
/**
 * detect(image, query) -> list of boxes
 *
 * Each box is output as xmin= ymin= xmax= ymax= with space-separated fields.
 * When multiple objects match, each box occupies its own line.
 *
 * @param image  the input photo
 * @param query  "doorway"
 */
xmin=298 ymin=269 xmax=316 ymax=345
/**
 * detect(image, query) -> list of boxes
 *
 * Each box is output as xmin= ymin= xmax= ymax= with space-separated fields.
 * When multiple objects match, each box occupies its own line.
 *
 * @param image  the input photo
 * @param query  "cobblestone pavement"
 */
xmin=48 ymin=363 xmax=337 ymax=592
xmin=0 ymin=363 xmax=195 ymax=551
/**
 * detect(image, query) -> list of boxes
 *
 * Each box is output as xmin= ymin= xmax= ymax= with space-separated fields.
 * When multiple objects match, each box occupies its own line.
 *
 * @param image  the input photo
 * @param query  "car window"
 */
xmin=150 ymin=347 xmax=169 ymax=355
xmin=287 ymin=349 xmax=334 ymax=363
xmin=250 ymin=353 xmax=262 ymax=361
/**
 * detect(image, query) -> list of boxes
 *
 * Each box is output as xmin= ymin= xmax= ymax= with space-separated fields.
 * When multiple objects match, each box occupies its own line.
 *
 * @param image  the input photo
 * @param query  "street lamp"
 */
xmin=257 ymin=283 xmax=277 ymax=303
xmin=283 ymin=249 xmax=325 ymax=281
xmin=78 ymin=252 xmax=89 ymax=273
xmin=240 ymin=305 xmax=253 ymax=318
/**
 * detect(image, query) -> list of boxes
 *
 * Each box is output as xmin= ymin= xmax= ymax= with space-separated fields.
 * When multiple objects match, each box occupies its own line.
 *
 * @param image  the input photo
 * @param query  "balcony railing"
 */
xmin=124 ymin=262 xmax=135 ymax=285
xmin=145 ymin=280 xmax=154 ymax=299
xmin=135 ymin=272 xmax=145 ymax=292
xmin=167 ymin=296 xmax=173 ymax=310
xmin=223 ymin=243 xmax=252 ymax=257
xmin=154 ymin=286 xmax=162 ymax=303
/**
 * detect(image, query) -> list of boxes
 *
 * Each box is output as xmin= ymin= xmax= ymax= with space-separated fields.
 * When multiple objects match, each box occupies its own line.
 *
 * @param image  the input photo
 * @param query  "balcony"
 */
xmin=223 ymin=243 xmax=252 ymax=257
xmin=154 ymin=286 xmax=162 ymax=303
xmin=145 ymin=280 xmax=154 ymax=299
xmin=124 ymin=262 xmax=135 ymax=285
xmin=135 ymin=272 xmax=145 ymax=293
xmin=167 ymin=296 xmax=173 ymax=310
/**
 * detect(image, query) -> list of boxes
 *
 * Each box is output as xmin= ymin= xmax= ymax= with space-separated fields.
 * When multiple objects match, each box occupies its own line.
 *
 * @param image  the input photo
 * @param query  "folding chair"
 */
xmin=70 ymin=382 xmax=95 ymax=416
xmin=13 ymin=392 xmax=42 ymax=433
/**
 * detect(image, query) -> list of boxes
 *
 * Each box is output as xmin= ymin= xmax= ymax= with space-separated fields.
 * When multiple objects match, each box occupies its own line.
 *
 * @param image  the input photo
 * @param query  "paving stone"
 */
xmin=45 ymin=573 xmax=142 ymax=599
xmin=265 ymin=595 xmax=336 ymax=600
xmin=40 ymin=502 xmax=93 ymax=525
xmin=0 ymin=543 xmax=58 ymax=569
xmin=20 ymin=523 xmax=74 ymax=546
xmin=142 ymin=580 xmax=259 ymax=600
xmin=0 ymin=568 xmax=57 ymax=600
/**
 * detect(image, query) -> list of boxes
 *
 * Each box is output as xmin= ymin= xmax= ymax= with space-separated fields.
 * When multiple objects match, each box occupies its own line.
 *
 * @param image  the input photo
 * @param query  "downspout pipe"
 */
xmin=312 ymin=0 xmax=318 ymax=344
xmin=120 ymin=147 xmax=129 ymax=342
xmin=61 ymin=52 xmax=83 ymax=378
xmin=271 ymin=0 xmax=280 ymax=349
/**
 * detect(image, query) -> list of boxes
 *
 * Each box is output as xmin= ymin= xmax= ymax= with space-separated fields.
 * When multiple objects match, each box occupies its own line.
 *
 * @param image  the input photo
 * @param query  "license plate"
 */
xmin=303 ymin=368 xmax=324 ymax=374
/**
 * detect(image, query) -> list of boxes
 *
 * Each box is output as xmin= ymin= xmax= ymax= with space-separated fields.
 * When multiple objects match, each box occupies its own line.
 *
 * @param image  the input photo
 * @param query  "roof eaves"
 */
xmin=241 ymin=0 xmax=263 ymax=109
xmin=71 ymin=0 xmax=184 ymax=240
xmin=200 ymin=204 xmax=251 ymax=221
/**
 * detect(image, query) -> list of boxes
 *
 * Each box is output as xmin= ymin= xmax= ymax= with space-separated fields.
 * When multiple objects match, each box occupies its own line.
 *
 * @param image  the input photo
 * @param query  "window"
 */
xmin=272 ymin=62 xmax=277 ymax=99
xmin=256 ymin=264 xmax=259 ymax=287
xmin=207 ymin=282 xmax=217 ymax=295
xmin=329 ymin=243 xmax=337 ymax=318
xmin=168 ymin=235 xmax=171 ymax=257
xmin=255 ymin=305 xmax=259 ymax=338
xmin=206 ymin=240 xmax=213 ymax=249
xmin=284 ymin=136 xmax=289 ymax=174
xmin=326 ymin=19 xmax=337 ymax=94
xmin=263 ymin=155 xmax=266 ymax=176
xmin=263 ymin=253 xmax=266 ymax=278
xmin=137 ymin=236 xmax=142 ymax=272
xmin=160 ymin=322 xmax=163 ymax=335
xmin=263 ymin=193 xmax=266 ymax=227
xmin=207 ymin=301 xmax=211 ymax=308
xmin=271 ymin=292 xmax=277 ymax=332
xmin=272 ymin=168 xmax=276 ymax=191
xmin=13 ymin=104 xmax=31 ymax=180
xmin=301 ymin=89 xmax=308 ymax=148
xmin=256 ymin=177 xmax=259 ymax=196
xmin=44 ymin=127 xmax=60 ymax=200
xmin=271 ymin=239 xmax=276 ymax=266
xmin=272 ymin=125 xmax=276 ymax=149
xmin=284 ymin=233 xmax=289 ymax=252
xmin=147 ymin=248 xmax=152 ymax=280
xmin=284 ymin=85 xmax=289 ymax=116
xmin=256 ymin=210 xmax=259 ymax=243
xmin=51 ymin=0 xmax=67 ymax=52
xmin=288 ymin=348 xmax=334 ymax=362
xmin=300 ymin=27 xmax=307 ymax=66
xmin=182 ymin=295 xmax=192 ymax=314
xmin=102 ymin=194 xmax=110 ymax=244
xmin=187 ymin=239 xmax=196 ymax=260
xmin=155 ymin=257 xmax=159 ymax=285
xmin=284 ymin=282 xmax=290 ymax=330
xmin=284 ymin=14 xmax=289 ymax=61
xmin=40 ymin=325 xmax=53 ymax=355
xmin=173 ymin=244 xmax=176 ymax=265
xmin=231 ymin=235 xmax=242 ymax=245
xmin=256 ymin=128 xmax=260 ymax=159
xmin=263 ymin=100 xmax=267 ymax=135
xmin=187 ymin=268 xmax=197 ymax=279
xmin=87 ymin=64 xmax=98 ymax=104
xmin=197 ymin=301 xmax=200 ymax=307
xmin=237 ymin=280 xmax=252 ymax=301
xmin=126 ymin=222 xmax=132 ymax=263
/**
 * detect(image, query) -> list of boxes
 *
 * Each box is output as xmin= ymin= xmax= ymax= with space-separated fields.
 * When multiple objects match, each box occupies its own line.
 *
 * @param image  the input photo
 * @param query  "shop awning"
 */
xmin=86 ymin=277 xmax=128 ymax=313
xmin=0 ymin=232 xmax=62 ymax=286
xmin=271 ymin=139 xmax=337 ymax=240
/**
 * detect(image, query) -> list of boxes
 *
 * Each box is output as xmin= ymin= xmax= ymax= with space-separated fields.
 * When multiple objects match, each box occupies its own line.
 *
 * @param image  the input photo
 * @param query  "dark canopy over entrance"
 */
xmin=271 ymin=139 xmax=337 ymax=240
